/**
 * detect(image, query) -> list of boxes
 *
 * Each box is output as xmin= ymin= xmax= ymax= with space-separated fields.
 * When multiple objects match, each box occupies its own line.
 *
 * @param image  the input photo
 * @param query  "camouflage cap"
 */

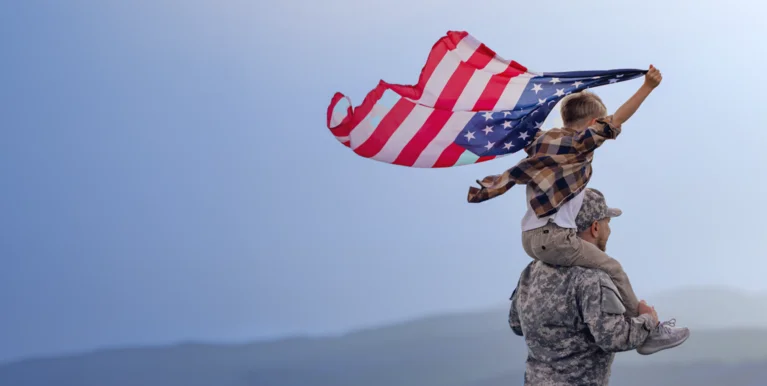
xmin=575 ymin=188 xmax=622 ymax=233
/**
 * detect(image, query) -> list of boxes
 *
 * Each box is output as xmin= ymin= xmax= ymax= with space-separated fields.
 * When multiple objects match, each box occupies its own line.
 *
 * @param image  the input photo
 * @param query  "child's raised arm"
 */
xmin=612 ymin=65 xmax=662 ymax=126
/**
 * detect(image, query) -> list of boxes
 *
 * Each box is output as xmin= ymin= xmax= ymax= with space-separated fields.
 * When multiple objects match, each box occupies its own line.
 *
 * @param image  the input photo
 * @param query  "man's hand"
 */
xmin=644 ymin=65 xmax=662 ymax=89
xmin=637 ymin=300 xmax=658 ymax=324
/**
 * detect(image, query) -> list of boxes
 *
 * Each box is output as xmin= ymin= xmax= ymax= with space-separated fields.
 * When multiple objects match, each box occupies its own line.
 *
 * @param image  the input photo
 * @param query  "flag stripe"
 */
xmin=432 ymin=64 xmax=529 ymax=167
xmin=393 ymin=109 xmax=453 ymax=166
xmin=393 ymin=45 xmax=496 ymax=166
xmin=353 ymin=33 xmax=474 ymax=159
xmin=494 ymin=72 xmax=535 ymax=111
xmin=373 ymin=103 xmax=434 ymax=164
xmin=433 ymin=48 xmax=493 ymax=110
xmin=388 ymin=32 xmax=464 ymax=100
xmin=340 ymin=33 xmax=470 ymax=147
xmin=353 ymin=98 xmax=415 ymax=158
xmin=473 ymin=64 xmax=523 ymax=111
xmin=432 ymin=142 xmax=467 ymax=168
xmin=409 ymin=53 xmax=515 ymax=167
xmin=440 ymin=62 xmax=531 ymax=166
xmin=415 ymin=37 xmax=480 ymax=106
xmin=348 ymin=89 xmax=401 ymax=149
xmin=452 ymin=49 xmax=505 ymax=111
xmin=411 ymin=112 xmax=474 ymax=167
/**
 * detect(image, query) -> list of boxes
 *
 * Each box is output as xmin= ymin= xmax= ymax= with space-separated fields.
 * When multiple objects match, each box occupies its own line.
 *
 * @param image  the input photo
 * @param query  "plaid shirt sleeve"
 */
xmin=570 ymin=115 xmax=622 ymax=154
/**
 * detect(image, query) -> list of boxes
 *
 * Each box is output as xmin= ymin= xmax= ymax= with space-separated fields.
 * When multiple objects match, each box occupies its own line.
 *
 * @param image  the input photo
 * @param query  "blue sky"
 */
xmin=2 ymin=0 xmax=766 ymax=362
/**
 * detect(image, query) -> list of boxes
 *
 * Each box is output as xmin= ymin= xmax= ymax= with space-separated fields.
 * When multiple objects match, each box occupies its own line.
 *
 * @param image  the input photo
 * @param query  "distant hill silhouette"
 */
xmin=3 ymin=286 xmax=767 ymax=386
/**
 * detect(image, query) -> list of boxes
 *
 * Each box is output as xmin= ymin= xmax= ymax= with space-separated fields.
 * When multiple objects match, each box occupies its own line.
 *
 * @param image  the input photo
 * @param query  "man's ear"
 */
xmin=589 ymin=221 xmax=599 ymax=237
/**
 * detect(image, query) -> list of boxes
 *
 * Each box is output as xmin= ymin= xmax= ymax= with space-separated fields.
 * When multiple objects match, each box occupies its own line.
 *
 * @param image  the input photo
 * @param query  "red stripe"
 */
xmin=393 ymin=109 xmax=452 ymax=166
xmin=477 ymin=155 xmax=496 ymax=163
xmin=353 ymin=98 xmax=415 ymax=158
xmin=326 ymin=31 xmax=533 ymax=168
xmin=432 ymin=60 xmax=530 ymax=167
xmin=473 ymin=63 xmax=526 ymax=111
xmin=432 ymin=143 xmax=466 ymax=168
xmin=394 ymin=44 xmax=495 ymax=166
xmin=326 ymin=92 xmax=348 ymax=129
xmin=472 ymin=43 xmax=497 ymax=63
xmin=328 ymin=84 xmax=384 ymax=138
xmin=388 ymin=31 xmax=468 ymax=100
xmin=327 ymin=33 xmax=470 ymax=143
xmin=434 ymin=45 xmax=494 ymax=110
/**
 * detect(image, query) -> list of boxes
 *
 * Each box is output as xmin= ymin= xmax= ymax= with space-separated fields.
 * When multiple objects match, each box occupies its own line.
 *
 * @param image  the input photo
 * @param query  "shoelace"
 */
xmin=655 ymin=318 xmax=676 ymax=334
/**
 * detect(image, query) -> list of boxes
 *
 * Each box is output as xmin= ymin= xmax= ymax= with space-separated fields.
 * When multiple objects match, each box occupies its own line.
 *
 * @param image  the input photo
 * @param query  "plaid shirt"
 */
xmin=467 ymin=116 xmax=621 ymax=218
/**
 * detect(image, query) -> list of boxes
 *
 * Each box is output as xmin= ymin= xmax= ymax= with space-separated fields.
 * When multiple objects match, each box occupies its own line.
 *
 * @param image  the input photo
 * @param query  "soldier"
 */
xmin=508 ymin=188 xmax=690 ymax=385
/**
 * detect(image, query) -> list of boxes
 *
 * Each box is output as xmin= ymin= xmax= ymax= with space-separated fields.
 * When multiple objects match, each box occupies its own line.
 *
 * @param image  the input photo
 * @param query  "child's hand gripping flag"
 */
xmin=326 ymin=31 xmax=646 ymax=168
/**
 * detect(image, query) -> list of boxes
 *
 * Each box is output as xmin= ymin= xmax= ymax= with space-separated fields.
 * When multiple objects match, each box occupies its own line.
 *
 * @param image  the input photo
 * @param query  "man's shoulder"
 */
xmin=523 ymin=261 xmax=611 ymax=287
xmin=568 ymin=265 xmax=613 ymax=287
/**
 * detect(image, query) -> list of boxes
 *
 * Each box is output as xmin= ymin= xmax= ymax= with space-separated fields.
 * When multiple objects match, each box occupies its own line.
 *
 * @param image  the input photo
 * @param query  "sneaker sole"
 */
xmin=637 ymin=330 xmax=691 ymax=356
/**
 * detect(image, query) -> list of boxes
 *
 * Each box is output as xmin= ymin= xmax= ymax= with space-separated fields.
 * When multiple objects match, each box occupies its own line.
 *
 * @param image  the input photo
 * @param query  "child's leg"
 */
xmin=522 ymin=222 xmax=639 ymax=317
xmin=573 ymin=239 xmax=640 ymax=317
xmin=521 ymin=223 xmax=576 ymax=267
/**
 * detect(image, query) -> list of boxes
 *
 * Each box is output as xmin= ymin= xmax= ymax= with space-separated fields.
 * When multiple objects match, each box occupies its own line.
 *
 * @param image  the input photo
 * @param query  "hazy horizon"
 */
xmin=4 ymin=0 xmax=767 ymax=365
xmin=3 ymin=283 xmax=767 ymax=365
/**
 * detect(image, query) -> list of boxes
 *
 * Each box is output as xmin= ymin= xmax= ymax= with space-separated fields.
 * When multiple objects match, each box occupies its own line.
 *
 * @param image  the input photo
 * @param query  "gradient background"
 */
xmin=1 ymin=0 xmax=763 ymax=363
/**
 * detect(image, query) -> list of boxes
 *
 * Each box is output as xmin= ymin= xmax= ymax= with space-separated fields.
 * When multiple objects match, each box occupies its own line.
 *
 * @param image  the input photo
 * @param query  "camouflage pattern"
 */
xmin=574 ymin=188 xmax=622 ymax=233
xmin=509 ymin=260 xmax=655 ymax=385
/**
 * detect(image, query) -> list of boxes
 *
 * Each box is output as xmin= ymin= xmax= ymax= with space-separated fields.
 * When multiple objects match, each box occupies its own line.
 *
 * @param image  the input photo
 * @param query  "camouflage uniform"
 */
xmin=509 ymin=261 xmax=656 ymax=385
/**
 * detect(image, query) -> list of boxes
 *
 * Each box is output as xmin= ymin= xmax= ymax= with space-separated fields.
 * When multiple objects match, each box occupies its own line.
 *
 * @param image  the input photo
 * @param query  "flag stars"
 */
xmin=531 ymin=83 xmax=543 ymax=93
xmin=554 ymin=88 xmax=565 ymax=97
xmin=550 ymin=78 xmax=561 ymax=84
xmin=573 ymin=81 xmax=583 ymax=88
xmin=464 ymin=131 xmax=475 ymax=141
xmin=533 ymin=121 xmax=542 ymax=129
xmin=503 ymin=141 xmax=514 ymax=150
xmin=482 ymin=111 xmax=494 ymax=120
xmin=483 ymin=125 xmax=494 ymax=135
xmin=502 ymin=120 xmax=512 ymax=129
xmin=519 ymin=131 xmax=530 ymax=140
xmin=503 ymin=111 xmax=511 ymax=117
xmin=538 ymin=98 xmax=547 ymax=105
xmin=609 ymin=78 xmax=618 ymax=83
xmin=485 ymin=141 xmax=495 ymax=150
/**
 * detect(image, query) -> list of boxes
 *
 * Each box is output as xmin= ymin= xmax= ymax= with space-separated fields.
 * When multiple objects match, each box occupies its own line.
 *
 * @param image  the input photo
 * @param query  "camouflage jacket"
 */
xmin=509 ymin=261 xmax=655 ymax=385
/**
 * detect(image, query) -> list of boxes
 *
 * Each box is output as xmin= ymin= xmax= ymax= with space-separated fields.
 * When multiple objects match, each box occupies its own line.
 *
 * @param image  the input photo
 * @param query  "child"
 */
xmin=469 ymin=66 xmax=688 ymax=354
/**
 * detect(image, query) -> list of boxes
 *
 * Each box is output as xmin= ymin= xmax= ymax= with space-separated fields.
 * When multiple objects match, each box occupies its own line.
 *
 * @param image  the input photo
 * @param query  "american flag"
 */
xmin=326 ymin=31 xmax=646 ymax=168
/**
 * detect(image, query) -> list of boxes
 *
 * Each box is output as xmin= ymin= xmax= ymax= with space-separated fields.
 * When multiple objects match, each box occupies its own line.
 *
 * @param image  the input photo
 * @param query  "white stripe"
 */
xmin=349 ymin=118 xmax=374 ymax=149
xmin=452 ymin=56 xmax=514 ymax=111
xmin=371 ymin=104 xmax=432 ymax=163
xmin=452 ymin=70 xmax=493 ymax=111
xmin=485 ymin=56 xmax=512 ymax=73
xmin=410 ymin=57 xmax=523 ymax=166
xmin=330 ymin=110 xmax=347 ymax=128
xmin=493 ymin=72 xmax=534 ymax=110
xmin=412 ymin=111 xmax=474 ymax=168
xmin=415 ymin=38 xmax=480 ymax=107
xmin=349 ymin=91 xmax=399 ymax=149
xmin=336 ymin=136 xmax=350 ymax=143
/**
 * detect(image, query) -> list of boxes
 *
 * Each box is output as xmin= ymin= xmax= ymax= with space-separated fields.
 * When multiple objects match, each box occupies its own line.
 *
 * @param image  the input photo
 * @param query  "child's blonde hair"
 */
xmin=560 ymin=91 xmax=607 ymax=128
